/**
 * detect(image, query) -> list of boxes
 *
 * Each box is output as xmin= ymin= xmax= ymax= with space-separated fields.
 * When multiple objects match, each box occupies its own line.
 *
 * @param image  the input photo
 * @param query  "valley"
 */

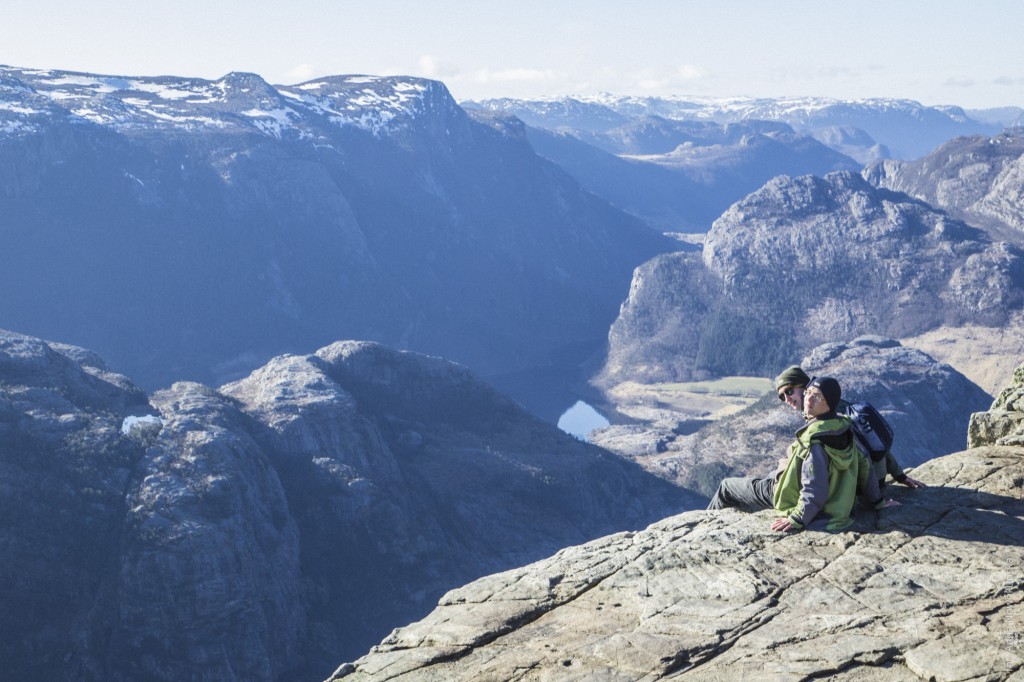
xmin=2 ymin=62 xmax=1024 ymax=681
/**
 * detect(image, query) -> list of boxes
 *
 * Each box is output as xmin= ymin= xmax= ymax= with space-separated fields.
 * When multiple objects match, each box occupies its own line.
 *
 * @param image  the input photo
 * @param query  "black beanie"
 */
xmin=774 ymin=365 xmax=811 ymax=392
xmin=806 ymin=376 xmax=842 ymax=412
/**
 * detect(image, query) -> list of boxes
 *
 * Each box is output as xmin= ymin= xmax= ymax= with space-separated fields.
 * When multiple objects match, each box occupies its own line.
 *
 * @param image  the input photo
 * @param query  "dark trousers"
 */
xmin=707 ymin=476 xmax=776 ymax=512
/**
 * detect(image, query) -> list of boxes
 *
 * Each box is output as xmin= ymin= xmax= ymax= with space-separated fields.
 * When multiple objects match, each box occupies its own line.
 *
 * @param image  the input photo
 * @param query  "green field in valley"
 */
xmin=658 ymin=376 xmax=774 ymax=397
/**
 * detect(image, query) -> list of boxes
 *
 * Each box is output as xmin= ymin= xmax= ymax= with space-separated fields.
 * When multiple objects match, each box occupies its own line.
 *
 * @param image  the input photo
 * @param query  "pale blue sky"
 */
xmin=4 ymin=0 xmax=1023 ymax=108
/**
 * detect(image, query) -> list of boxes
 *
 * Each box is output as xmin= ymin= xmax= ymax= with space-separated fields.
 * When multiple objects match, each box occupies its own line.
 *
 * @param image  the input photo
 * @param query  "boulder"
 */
xmin=969 ymin=360 xmax=1024 ymax=448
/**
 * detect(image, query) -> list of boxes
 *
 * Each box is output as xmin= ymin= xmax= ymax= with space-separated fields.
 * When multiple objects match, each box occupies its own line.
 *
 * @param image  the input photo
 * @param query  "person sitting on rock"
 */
xmin=708 ymin=376 xmax=894 ymax=532
xmin=774 ymin=365 xmax=925 ymax=490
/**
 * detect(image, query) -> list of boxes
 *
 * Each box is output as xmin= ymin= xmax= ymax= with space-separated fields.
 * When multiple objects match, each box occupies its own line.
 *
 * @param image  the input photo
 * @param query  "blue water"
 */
xmin=557 ymin=401 xmax=611 ymax=440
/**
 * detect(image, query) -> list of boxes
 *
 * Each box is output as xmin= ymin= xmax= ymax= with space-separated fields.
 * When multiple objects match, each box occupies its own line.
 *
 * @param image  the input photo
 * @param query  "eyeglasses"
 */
xmin=805 ymin=392 xmax=824 ymax=403
xmin=778 ymin=387 xmax=797 ymax=401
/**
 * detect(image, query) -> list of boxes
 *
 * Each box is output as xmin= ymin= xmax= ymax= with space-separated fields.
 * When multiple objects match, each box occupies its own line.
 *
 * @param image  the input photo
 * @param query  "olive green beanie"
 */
xmin=774 ymin=365 xmax=811 ymax=392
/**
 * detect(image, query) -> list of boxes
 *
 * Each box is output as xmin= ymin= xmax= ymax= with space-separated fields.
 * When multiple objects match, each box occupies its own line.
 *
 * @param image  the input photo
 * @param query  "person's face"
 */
xmin=803 ymin=387 xmax=830 ymax=418
xmin=778 ymin=384 xmax=804 ymax=411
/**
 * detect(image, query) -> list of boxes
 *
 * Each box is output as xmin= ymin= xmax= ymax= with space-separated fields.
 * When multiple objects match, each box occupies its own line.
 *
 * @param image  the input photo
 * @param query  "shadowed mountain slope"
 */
xmin=0 ymin=329 xmax=700 ymax=681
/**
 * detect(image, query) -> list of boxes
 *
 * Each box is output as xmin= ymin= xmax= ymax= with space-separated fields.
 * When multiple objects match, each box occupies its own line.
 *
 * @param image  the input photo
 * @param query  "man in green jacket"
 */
xmin=771 ymin=376 xmax=887 ymax=531
xmin=774 ymin=365 xmax=925 ymax=490
xmin=708 ymin=376 xmax=893 ymax=531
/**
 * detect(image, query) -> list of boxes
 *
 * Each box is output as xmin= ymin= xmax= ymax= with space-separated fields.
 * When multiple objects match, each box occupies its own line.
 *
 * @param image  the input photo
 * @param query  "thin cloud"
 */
xmin=633 ymin=64 xmax=707 ymax=91
xmin=285 ymin=64 xmax=318 ymax=83
xmin=473 ymin=67 xmax=563 ymax=84
xmin=417 ymin=55 xmax=461 ymax=79
xmin=944 ymin=76 xmax=977 ymax=88
xmin=676 ymin=64 xmax=706 ymax=80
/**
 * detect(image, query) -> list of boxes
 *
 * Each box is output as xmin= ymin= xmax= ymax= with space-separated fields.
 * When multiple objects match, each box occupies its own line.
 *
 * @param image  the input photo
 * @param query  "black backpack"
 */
xmin=840 ymin=401 xmax=894 ymax=462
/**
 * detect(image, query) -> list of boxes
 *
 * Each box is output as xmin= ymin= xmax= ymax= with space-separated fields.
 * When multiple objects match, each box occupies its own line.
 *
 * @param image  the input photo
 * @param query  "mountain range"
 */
xmin=469 ymin=94 xmax=1010 ymax=160
xmin=0 ymin=66 xmax=673 ymax=401
xmin=522 ymin=117 xmax=860 ymax=232
xmin=5 ymin=66 xmax=1019 ymax=412
xmin=4 ymin=62 xmax=1024 ymax=682
xmin=599 ymin=167 xmax=1024 ymax=387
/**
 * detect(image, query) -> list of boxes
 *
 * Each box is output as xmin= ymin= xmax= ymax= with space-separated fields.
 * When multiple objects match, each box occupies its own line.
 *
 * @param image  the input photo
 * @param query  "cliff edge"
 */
xmin=331 ymin=362 xmax=1024 ymax=681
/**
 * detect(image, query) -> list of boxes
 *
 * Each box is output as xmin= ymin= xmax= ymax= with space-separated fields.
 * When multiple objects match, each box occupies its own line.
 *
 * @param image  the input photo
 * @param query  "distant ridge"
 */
xmin=468 ymin=93 xmax=1002 ymax=159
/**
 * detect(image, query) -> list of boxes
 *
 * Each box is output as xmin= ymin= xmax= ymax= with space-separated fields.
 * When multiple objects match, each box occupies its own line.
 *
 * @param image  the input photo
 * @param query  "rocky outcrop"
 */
xmin=0 ymin=330 xmax=700 ymax=681
xmin=330 ymin=371 xmax=1024 ymax=681
xmin=969 ymin=359 xmax=1024 ymax=448
xmin=599 ymin=170 xmax=1024 ymax=386
xmin=593 ymin=337 xmax=993 ymax=496
xmin=864 ymin=128 xmax=1024 ymax=240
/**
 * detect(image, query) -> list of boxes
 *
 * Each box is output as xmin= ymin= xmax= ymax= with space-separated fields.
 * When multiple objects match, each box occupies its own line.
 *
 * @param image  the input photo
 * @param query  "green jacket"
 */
xmin=772 ymin=416 xmax=882 ymax=531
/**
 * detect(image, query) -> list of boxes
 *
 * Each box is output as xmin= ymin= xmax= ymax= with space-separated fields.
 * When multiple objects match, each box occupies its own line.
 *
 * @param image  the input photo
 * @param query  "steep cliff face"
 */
xmin=331 ymin=366 xmax=1024 ymax=682
xmin=600 ymin=171 xmax=1024 ymax=386
xmin=0 ymin=332 xmax=149 ymax=681
xmin=0 ymin=329 xmax=699 ymax=681
xmin=593 ymin=337 xmax=992 ymax=496
xmin=108 ymin=381 xmax=305 ymax=681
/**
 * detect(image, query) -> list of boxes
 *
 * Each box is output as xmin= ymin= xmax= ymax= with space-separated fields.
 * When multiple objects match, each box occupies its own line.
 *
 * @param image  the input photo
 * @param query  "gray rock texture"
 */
xmin=331 ymin=411 xmax=1024 ymax=680
xmin=593 ymin=337 xmax=992 ymax=496
xmin=864 ymin=128 xmax=1024 ymax=239
xmin=600 ymin=170 xmax=1024 ymax=386
xmin=969 ymin=359 xmax=1024 ymax=448
xmin=0 ymin=330 xmax=699 ymax=681
xmin=0 ymin=331 xmax=150 ymax=681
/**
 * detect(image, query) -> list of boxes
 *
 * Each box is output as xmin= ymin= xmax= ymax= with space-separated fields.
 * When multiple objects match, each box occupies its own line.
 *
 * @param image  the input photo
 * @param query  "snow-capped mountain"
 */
xmin=467 ymin=93 xmax=1003 ymax=160
xmin=0 ymin=66 xmax=674 ymax=401
xmin=1 ymin=66 xmax=454 ymax=139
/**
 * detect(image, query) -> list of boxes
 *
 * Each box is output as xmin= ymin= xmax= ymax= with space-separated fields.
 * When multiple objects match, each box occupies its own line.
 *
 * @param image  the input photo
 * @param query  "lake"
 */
xmin=556 ymin=400 xmax=611 ymax=440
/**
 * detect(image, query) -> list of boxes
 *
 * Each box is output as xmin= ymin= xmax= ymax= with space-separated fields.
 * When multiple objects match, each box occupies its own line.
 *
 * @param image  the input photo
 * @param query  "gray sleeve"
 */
xmin=792 ymin=443 xmax=830 ymax=526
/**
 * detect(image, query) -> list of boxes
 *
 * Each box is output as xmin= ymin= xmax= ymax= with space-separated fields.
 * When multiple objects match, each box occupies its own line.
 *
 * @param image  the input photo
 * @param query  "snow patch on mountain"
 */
xmin=0 ymin=65 xmax=444 ymax=139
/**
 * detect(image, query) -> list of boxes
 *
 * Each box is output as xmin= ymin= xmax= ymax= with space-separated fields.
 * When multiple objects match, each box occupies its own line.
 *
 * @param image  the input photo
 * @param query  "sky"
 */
xmin=4 ymin=0 xmax=1024 ymax=109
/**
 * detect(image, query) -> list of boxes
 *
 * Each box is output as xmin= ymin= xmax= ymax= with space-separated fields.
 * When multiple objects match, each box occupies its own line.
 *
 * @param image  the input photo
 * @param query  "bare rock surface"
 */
xmin=969 ymin=359 xmax=1024 ymax=448
xmin=331 ymin=446 xmax=1024 ymax=681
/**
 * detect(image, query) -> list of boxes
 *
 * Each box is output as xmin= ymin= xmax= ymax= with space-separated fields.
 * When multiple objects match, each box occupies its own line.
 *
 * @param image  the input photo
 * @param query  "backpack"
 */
xmin=840 ymin=401 xmax=894 ymax=462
